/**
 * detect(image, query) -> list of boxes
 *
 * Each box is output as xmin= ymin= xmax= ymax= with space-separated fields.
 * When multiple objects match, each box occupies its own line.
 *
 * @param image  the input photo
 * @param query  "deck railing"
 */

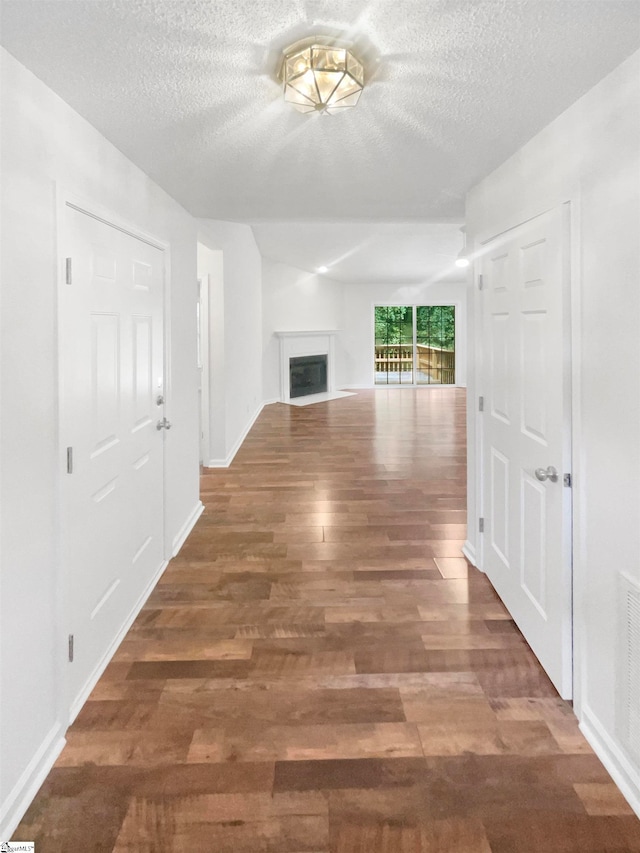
xmin=374 ymin=343 xmax=455 ymax=384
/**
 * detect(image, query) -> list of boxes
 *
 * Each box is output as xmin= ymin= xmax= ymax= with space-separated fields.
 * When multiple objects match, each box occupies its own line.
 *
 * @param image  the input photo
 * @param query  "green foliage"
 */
xmin=375 ymin=305 xmax=455 ymax=350
xmin=416 ymin=305 xmax=455 ymax=350
xmin=374 ymin=306 xmax=413 ymax=344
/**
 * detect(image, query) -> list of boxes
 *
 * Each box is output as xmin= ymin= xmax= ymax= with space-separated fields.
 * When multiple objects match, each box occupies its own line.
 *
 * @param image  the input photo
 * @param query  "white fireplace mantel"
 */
xmin=275 ymin=330 xmax=340 ymax=403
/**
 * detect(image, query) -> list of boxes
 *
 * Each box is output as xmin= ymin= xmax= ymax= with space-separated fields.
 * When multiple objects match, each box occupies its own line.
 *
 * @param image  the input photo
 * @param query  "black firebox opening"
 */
xmin=290 ymin=354 xmax=328 ymax=398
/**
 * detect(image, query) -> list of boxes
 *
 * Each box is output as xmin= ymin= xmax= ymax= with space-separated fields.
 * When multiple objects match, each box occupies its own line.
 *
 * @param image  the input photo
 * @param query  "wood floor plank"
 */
xmin=12 ymin=388 xmax=640 ymax=851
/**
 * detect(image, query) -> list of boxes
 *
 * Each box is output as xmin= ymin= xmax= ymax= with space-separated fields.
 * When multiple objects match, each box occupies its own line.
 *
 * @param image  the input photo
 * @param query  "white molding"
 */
xmin=197 ymin=275 xmax=210 ymax=467
xmin=68 ymin=557 xmax=169 ymax=724
xmin=0 ymin=724 xmax=66 ymax=840
xmin=462 ymin=540 xmax=479 ymax=568
xmin=580 ymin=705 xmax=640 ymax=819
xmin=172 ymin=501 xmax=205 ymax=557
xmin=206 ymin=403 xmax=265 ymax=468
xmin=274 ymin=329 xmax=341 ymax=338
xmin=262 ymin=398 xmax=280 ymax=407
xmin=343 ymin=384 xmax=466 ymax=391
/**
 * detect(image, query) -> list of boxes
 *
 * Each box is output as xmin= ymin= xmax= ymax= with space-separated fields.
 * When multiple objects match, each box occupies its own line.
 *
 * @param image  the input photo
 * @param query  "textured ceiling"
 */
xmin=2 ymin=0 xmax=640 ymax=223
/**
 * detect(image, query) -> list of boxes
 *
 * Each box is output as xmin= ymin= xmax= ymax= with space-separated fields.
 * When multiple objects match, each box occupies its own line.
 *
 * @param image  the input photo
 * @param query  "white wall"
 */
xmin=465 ymin=50 xmax=640 ymax=813
xmin=342 ymin=281 xmax=468 ymax=388
xmin=262 ymin=259 xmax=345 ymax=401
xmin=0 ymin=49 xmax=200 ymax=836
xmin=198 ymin=221 xmax=263 ymax=465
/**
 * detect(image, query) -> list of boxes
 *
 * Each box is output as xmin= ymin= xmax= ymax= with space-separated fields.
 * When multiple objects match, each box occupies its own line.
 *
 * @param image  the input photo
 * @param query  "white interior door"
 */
xmin=481 ymin=206 xmax=572 ymax=698
xmin=60 ymin=204 xmax=166 ymax=716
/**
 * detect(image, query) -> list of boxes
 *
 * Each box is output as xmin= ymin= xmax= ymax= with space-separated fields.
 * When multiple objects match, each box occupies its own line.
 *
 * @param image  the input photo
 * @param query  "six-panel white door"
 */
xmin=60 ymin=204 xmax=166 ymax=716
xmin=481 ymin=206 xmax=572 ymax=698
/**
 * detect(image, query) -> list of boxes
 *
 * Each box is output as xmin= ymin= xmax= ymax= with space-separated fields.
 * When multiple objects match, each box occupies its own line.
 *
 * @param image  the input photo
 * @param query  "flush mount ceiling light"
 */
xmin=455 ymin=226 xmax=470 ymax=268
xmin=278 ymin=37 xmax=364 ymax=115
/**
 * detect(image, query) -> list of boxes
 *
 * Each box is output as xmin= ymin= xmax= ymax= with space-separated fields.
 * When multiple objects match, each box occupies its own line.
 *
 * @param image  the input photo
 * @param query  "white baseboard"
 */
xmin=462 ymin=540 xmax=479 ymax=568
xmin=172 ymin=501 xmax=204 ymax=557
xmin=262 ymin=398 xmax=280 ymax=407
xmin=580 ymin=704 xmax=640 ymax=819
xmin=68 ymin=556 xmax=169 ymax=723
xmin=343 ymin=384 xmax=467 ymax=391
xmin=207 ymin=403 xmax=265 ymax=468
xmin=0 ymin=723 xmax=66 ymax=840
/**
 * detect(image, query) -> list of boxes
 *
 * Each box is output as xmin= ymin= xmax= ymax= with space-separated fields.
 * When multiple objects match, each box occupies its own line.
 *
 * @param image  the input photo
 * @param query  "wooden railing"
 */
xmin=375 ymin=344 xmax=455 ymax=384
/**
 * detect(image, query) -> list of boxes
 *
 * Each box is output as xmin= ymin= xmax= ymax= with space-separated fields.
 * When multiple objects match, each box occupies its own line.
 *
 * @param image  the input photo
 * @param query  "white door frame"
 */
xmin=197 ymin=275 xmax=211 ymax=466
xmin=371 ymin=301 xmax=465 ymax=388
xmin=54 ymin=186 xmax=172 ymax=726
xmin=469 ymin=195 xmax=583 ymax=704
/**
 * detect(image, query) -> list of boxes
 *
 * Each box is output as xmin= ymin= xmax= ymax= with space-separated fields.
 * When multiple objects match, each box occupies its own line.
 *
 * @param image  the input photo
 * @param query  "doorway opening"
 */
xmin=374 ymin=305 xmax=456 ymax=385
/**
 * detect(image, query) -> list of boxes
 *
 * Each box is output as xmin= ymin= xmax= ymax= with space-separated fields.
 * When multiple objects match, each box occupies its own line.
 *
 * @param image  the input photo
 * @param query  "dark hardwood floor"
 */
xmin=14 ymin=388 xmax=640 ymax=851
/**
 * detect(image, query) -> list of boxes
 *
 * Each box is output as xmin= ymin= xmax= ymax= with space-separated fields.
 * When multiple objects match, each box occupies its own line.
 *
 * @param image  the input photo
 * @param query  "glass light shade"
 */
xmin=281 ymin=40 xmax=364 ymax=115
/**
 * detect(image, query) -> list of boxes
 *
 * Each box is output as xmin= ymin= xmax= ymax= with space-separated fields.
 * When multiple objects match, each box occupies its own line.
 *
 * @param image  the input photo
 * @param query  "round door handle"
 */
xmin=156 ymin=418 xmax=172 ymax=431
xmin=535 ymin=466 xmax=558 ymax=483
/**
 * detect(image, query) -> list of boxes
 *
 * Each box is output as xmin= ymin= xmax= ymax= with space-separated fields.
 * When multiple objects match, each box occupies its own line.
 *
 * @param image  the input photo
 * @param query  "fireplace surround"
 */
xmin=275 ymin=330 xmax=339 ymax=404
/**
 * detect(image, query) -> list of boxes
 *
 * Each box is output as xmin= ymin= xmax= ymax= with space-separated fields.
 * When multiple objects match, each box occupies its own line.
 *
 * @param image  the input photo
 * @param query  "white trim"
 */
xmin=343 ymin=383 xmax=467 ymax=391
xmin=197 ymin=275 xmax=210 ymax=466
xmin=68 ymin=557 xmax=169 ymax=724
xmin=462 ymin=541 xmax=479 ymax=568
xmin=580 ymin=705 xmax=640 ymax=819
xmin=274 ymin=330 xmax=341 ymax=338
xmin=59 ymin=189 xmax=170 ymax=251
xmin=172 ymin=501 xmax=205 ymax=557
xmin=275 ymin=331 xmax=339 ymax=404
xmin=568 ymin=193 xmax=586 ymax=722
xmin=0 ymin=724 xmax=66 ymax=840
xmin=262 ymin=398 xmax=281 ymax=407
xmin=206 ymin=402 xmax=265 ymax=468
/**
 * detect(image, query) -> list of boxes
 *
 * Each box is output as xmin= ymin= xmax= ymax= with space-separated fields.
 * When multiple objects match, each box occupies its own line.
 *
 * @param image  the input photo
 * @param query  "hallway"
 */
xmin=14 ymin=389 xmax=640 ymax=851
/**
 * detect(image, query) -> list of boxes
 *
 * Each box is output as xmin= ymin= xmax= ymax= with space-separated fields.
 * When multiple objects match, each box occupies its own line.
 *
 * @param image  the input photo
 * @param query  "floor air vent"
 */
xmin=618 ymin=572 xmax=640 ymax=763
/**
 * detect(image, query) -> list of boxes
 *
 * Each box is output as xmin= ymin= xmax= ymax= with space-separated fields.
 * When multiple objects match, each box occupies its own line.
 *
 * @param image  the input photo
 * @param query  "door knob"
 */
xmin=535 ymin=465 xmax=558 ymax=483
xmin=156 ymin=417 xmax=172 ymax=431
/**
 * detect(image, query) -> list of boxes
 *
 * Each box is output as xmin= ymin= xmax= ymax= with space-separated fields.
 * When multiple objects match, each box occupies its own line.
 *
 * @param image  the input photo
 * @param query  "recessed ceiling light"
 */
xmin=317 ymin=265 xmax=329 ymax=274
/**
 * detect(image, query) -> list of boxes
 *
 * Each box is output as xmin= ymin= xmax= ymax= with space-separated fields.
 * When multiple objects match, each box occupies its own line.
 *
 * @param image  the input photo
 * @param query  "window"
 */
xmin=374 ymin=305 xmax=455 ymax=385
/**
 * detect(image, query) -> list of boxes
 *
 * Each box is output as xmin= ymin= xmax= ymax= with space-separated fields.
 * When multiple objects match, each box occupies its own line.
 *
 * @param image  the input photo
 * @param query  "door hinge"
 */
xmin=65 ymin=257 xmax=72 ymax=285
xmin=564 ymin=473 xmax=572 ymax=488
xmin=479 ymin=517 xmax=485 ymax=533
xmin=478 ymin=395 xmax=484 ymax=412
xmin=68 ymin=634 xmax=74 ymax=662
xmin=478 ymin=274 xmax=484 ymax=291
xmin=66 ymin=446 xmax=73 ymax=474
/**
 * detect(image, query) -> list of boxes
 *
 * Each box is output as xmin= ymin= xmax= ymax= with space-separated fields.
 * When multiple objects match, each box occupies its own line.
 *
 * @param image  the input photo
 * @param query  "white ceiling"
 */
xmin=252 ymin=221 xmax=467 ymax=284
xmin=2 ymin=1 xmax=639 ymax=282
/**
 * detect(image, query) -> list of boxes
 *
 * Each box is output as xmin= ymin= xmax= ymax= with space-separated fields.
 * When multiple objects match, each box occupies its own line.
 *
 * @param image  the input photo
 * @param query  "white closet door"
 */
xmin=481 ymin=207 xmax=572 ymax=698
xmin=61 ymin=204 xmax=165 ymax=715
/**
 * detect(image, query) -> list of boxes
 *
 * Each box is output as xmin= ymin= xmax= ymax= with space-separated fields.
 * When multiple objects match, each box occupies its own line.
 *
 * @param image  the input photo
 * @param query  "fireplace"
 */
xmin=275 ymin=330 xmax=339 ymax=404
xmin=290 ymin=354 xmax=328 ymax=398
